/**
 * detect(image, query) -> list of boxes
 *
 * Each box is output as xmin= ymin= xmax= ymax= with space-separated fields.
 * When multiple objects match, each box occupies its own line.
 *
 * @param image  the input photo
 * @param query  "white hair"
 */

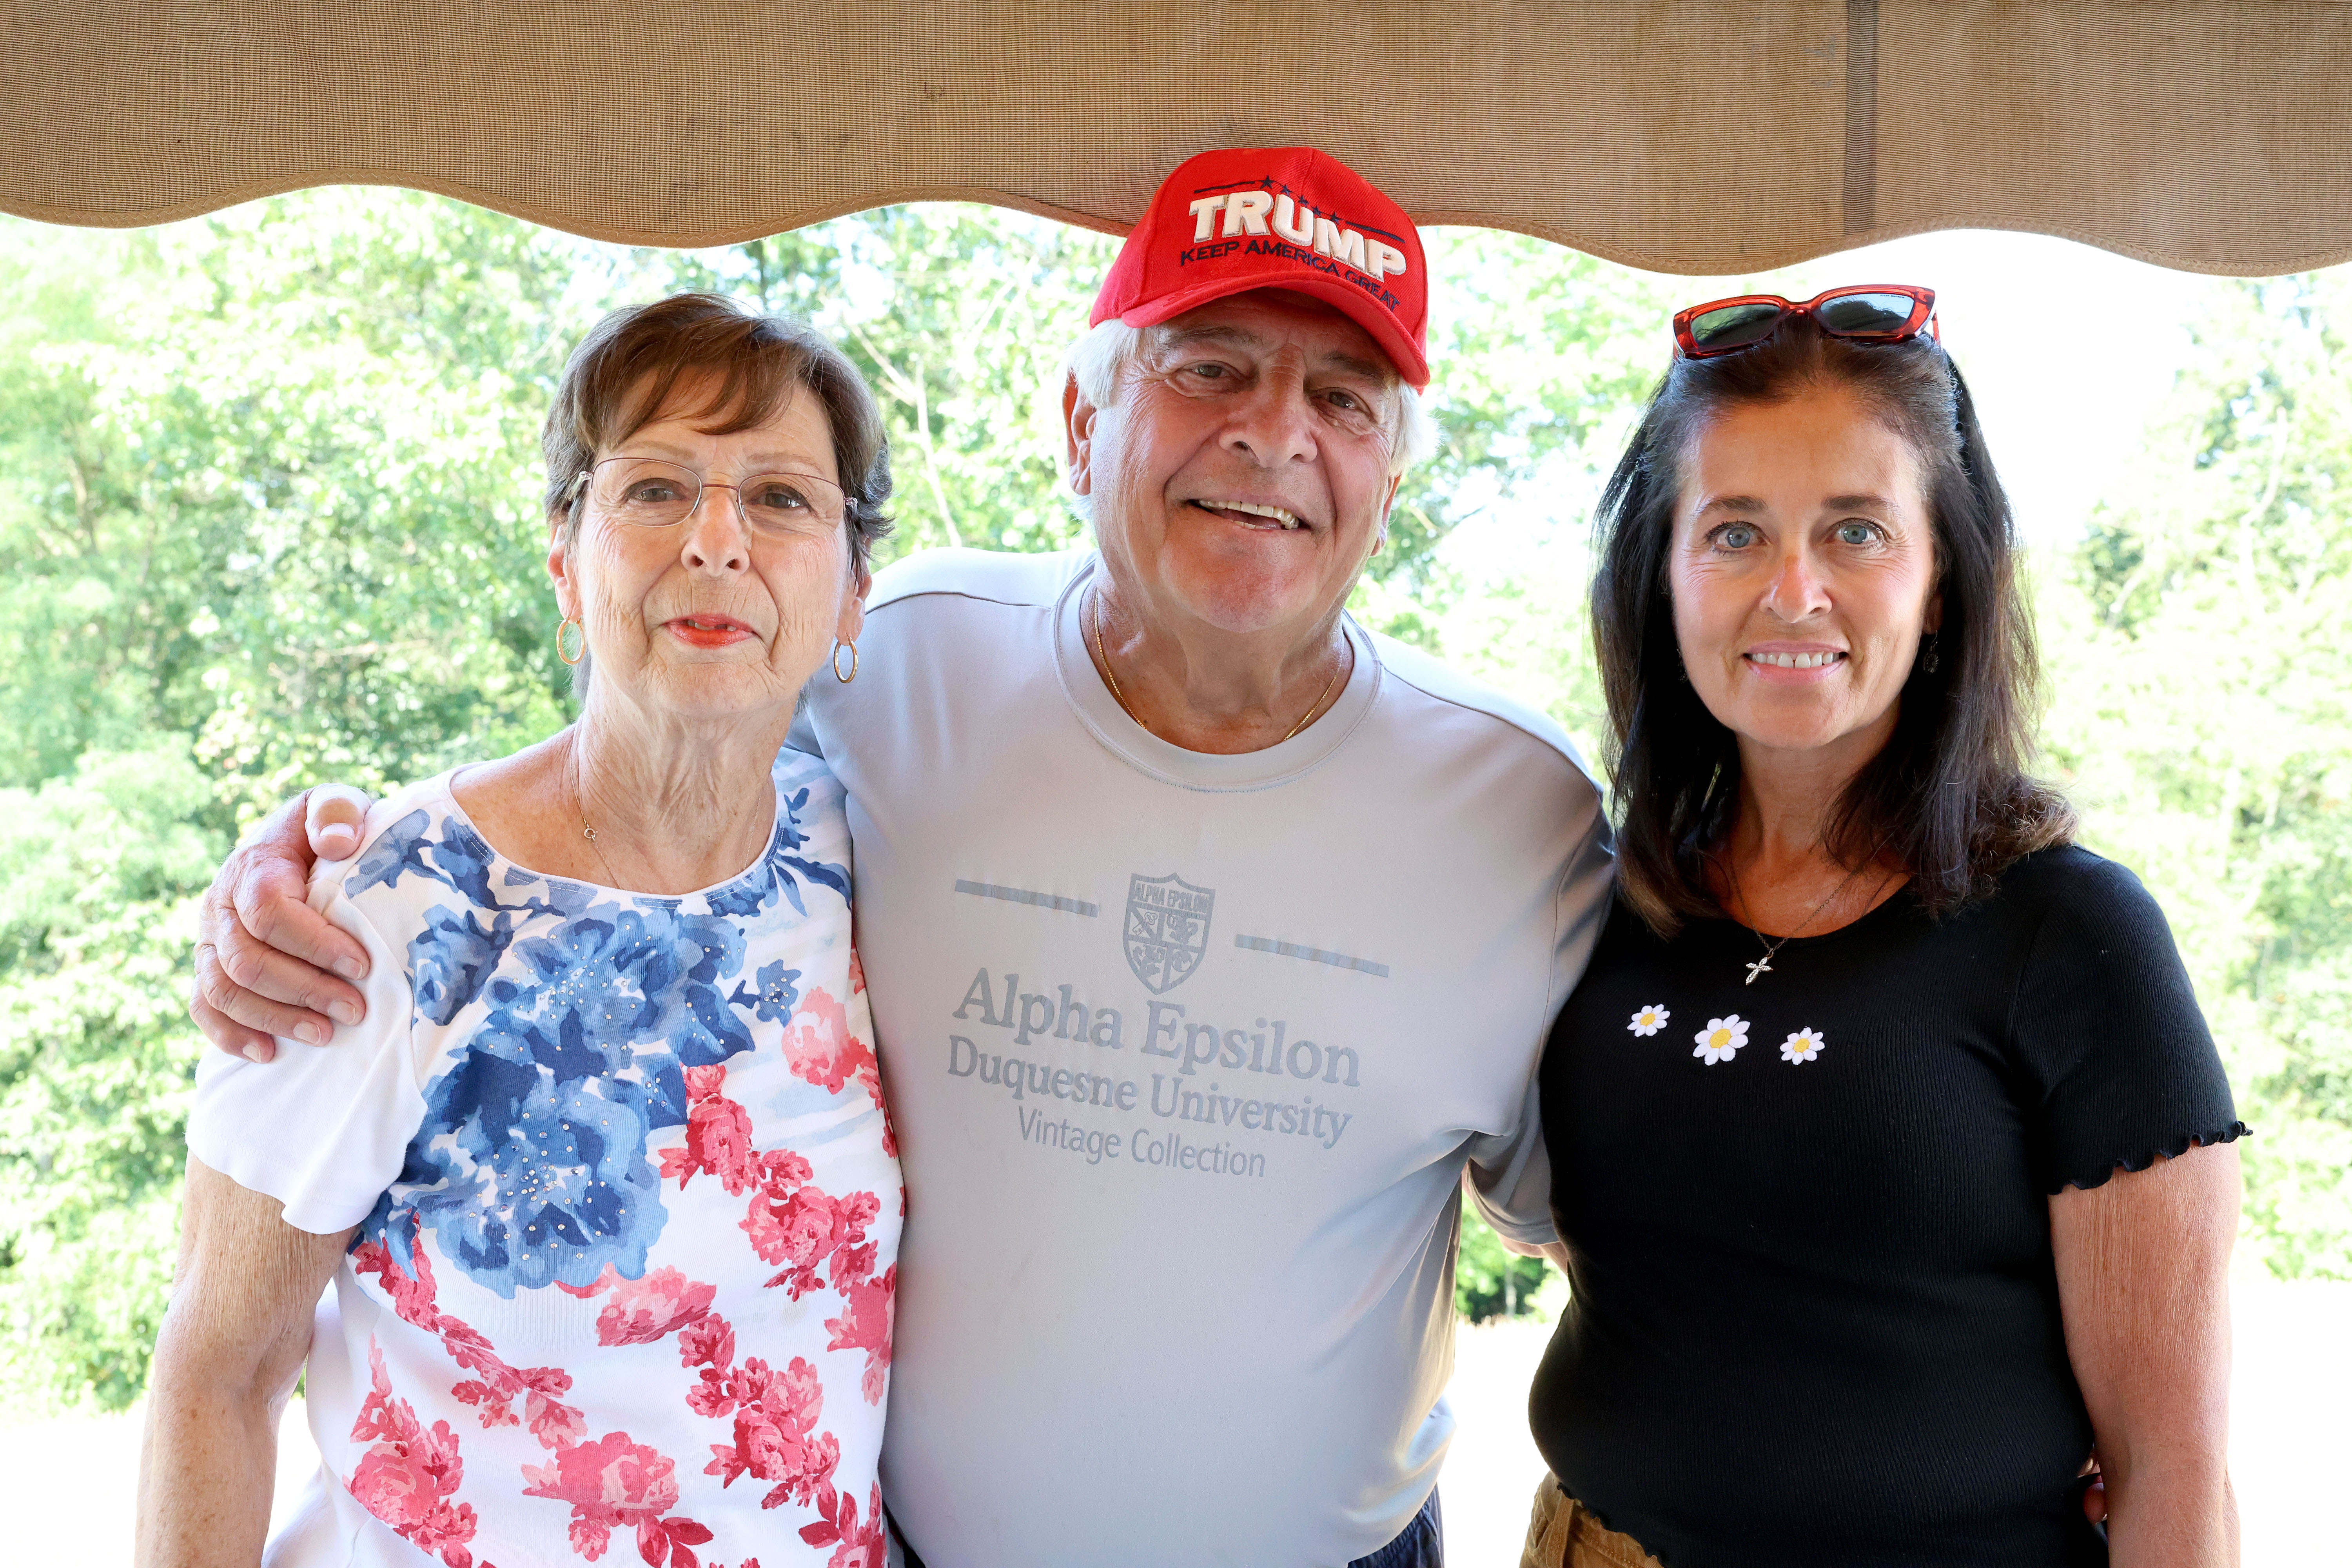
xmin=1061 ymin=318 xmax=1439 ymax=521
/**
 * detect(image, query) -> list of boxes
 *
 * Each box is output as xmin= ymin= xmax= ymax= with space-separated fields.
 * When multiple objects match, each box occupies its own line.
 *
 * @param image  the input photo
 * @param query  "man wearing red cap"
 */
xmin=189 ymin=148 xmax=1610 ymax=1567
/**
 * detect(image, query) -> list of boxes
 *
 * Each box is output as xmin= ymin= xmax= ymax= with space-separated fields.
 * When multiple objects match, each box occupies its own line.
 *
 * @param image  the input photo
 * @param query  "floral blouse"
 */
xmin=191 ymin=749 xmax=901 ymax=1568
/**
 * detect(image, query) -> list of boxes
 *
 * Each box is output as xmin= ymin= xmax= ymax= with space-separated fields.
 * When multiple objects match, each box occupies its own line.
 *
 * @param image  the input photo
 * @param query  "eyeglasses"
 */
xmin=569 ymin=456 xmax=846 ymax=538
xmin=1672 ymin=284 xmax=1938 ymax=360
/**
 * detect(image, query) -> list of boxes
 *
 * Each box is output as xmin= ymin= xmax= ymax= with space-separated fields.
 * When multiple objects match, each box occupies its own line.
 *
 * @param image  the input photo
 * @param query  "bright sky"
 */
xmin=726 ymin=208 xmax=2256 ymax=561
xmin=1626 ymin=229 xmax=2230 ymax=549
xmin=1401 ymin=227 xmax=2262 ymax=731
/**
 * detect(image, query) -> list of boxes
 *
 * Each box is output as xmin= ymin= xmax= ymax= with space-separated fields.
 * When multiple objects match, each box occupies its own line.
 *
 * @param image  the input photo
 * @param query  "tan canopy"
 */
xmin=6 ymin=0 xmax=2348 ymax=276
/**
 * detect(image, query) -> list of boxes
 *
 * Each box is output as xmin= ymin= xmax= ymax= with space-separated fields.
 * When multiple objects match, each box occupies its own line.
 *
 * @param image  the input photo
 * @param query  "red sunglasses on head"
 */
xmin=1672 ymin=284 xmax=1938 ymax=360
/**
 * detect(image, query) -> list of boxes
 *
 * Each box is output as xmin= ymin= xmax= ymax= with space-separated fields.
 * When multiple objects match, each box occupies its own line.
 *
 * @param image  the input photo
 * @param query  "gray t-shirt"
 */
xmin=795 ymin=548 xmax=1611 ymax=1567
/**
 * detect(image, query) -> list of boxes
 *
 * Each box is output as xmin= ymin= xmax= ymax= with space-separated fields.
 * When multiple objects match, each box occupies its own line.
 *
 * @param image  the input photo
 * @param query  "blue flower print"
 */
xmin=411 ymin=905 xmax=521 ymax=1026
xmin=350 ymin=809 xmax=580 ymax=924
xmin=706 ymin=788 xmax=851 ymax=920
xmin=730 ymin=961 xmax=802 ymax=1025
xmin=348 ymin=809 xmax=502 ymax=909
xmin=345 ymin=792 xmax=850 ymax=1299
xmin=346 ymin=809 xmax=438 ymax=899
xmin=368 ymin=1018 xmax=669 ymax=1294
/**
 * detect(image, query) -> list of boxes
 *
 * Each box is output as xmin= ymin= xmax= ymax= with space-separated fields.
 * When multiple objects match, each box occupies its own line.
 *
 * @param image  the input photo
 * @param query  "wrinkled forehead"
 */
xmin=1149 ymin=289 xmax=1403 ymax=387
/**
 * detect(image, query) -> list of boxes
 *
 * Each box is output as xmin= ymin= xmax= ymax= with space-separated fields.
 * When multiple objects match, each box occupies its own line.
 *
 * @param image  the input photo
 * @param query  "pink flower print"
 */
xmin=663 ymin=1067 xmax=884 ymax=1294
xmin=596 ymin=1267 xmax=718 ymax=1348
xmin=799 ymin=1483 xmax=886 ymax=1568
xmin=661 ymin=1065 xmax=757 ymax=1194
xmin=636 ymin=1516 xmax=715 ymax=1568
xmin=521 ymin=1430 xmax=682 ymax=1555
xmin=746 ymin=1187 xmax=879 ymax=1299
xmin=448 ymin=1380 xmax=521 ymax=1430
xmin=523 ymin=1367 xmax=592 ymax=1450
xmin=826 ymin=1263 xmax=896 ymax=1406
xmin=353 ymin=1229 xmax=586 ymax=1448
xmin=347 ymin=1340 xmax=481 ymax=1568
xmin=833 ymin=1192 xmax=879 ymax=1248
xmin=559 ymin=1260 xmax=720 ymax=1352
xmin=831 ymin=1241 xmax=878 ymax=1290
xmin=699 ymin=1352 xmax=841 ymax=1513
xmin=755 ymin=1147 xmax=813 ymax=1190
xmin=742 ymin=1186 xmax=836 ymax=1286
xmin=677 ymin=1315 xmax=737 ymax=1374
xmin=679 ymin=1312 xmax=744 ymax=1420
xmin=571 ymin=1514 xmax=615 ymax=1560
xmin=352 ymin=1235 xmax=442 ymax=1326
xmin=780 ymin=987 xmax=878 ymax=1105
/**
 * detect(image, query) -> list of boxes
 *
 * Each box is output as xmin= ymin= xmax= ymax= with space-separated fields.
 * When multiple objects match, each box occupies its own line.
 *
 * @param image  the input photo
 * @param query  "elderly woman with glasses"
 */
xmin=1518 ymin=289 xmax=2245 ymax=1568
xmin=137 ymin=294 xmax=902 ymax=1568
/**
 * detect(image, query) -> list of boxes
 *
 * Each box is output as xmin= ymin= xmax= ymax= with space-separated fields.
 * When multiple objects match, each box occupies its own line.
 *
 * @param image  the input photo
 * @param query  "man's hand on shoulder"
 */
xmin=189 ymin=785 xmax=377 ymax=1062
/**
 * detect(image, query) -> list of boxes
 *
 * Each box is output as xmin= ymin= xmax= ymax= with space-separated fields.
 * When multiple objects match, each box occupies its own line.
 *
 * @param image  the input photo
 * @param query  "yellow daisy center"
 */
xmin=1709 ymin=1029 xmax=1731 ymax=1047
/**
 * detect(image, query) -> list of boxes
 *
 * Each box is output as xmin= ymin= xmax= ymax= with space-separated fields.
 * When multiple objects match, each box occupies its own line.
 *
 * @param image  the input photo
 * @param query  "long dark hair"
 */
xmin=1592 ymin=314 xmax=2074 ymax=937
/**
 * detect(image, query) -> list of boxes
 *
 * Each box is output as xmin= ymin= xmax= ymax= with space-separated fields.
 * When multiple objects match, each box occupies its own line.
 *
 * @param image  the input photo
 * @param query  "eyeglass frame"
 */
xmin=1671 ymin=283 xmax=1939 ymax=361
xmin=565 ymin=454 xmax=852 ymax=537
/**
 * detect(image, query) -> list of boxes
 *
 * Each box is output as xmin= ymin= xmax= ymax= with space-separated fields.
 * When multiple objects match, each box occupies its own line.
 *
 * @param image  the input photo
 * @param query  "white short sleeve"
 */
xmin=1462 ymin=817 xmax=1612 ymax=1247
xmin=187 ymin=839 xmax=425 ymax=1237
xmin=1462 ymin=1068 xmax=1557 ymax=1245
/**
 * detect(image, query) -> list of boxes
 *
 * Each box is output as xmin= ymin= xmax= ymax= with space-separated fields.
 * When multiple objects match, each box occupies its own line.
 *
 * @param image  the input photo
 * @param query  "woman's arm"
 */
xmin=135 ymin=1156 xmax=355 ymax=1568
xmin=2050 ymin=1141 xmax=2241 ymax=1568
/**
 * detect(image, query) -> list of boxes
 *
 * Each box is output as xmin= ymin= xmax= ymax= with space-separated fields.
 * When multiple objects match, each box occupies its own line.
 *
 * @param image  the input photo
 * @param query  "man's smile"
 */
xmin=1188 ymin=497 xmax=1310 ymax=531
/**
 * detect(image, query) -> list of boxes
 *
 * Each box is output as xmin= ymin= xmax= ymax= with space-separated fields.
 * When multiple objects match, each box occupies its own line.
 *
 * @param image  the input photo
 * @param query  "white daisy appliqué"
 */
xmin=1692 ymin=1014 xmax=1749 ymax=1065
xmin=1628 ymin=1004 xmax=1671 ymax=1037
xmin=1780 ymin=1027 xmax=1826 ymax=1065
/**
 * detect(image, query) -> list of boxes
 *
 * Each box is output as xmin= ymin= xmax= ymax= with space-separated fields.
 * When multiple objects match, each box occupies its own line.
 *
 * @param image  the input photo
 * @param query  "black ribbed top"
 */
xmin=1532 ymin=846 xmax=2246 ymax=1567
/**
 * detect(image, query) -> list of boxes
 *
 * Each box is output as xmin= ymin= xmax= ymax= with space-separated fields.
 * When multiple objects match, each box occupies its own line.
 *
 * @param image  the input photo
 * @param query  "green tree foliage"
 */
xmin=2043 ymin=275 xmax=2352 ymax=1278
xmin=661 ymin=210 xmax=1116 ymax=563
xmin=0 ymin=193 xmax=602 ymax=1408
xmin=1454 ymin=1207 xmax=1552 ymax=1324
xmin=7 ymin=194 xmax=2341 ymax=1414
xmin=0 ymin=199 xmax=1645 ymax=1410
xmin=0 ymin=745 xmax=221 ymax=1407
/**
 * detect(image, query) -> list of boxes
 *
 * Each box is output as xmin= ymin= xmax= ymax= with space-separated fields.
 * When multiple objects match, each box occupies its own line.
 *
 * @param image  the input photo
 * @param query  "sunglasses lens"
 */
xmin=1687 ymin=302 xmax=1786 ymax=354
xmin=1816 ymin=292 xmax=1920 ymax=337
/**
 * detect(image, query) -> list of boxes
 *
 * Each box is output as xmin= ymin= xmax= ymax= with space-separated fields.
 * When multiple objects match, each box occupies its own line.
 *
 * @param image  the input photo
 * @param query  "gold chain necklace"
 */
xmin=1087 ymin=586 xmax=1348 ymax=745
xmin=570 ymin=737 xmax=626 ymax=889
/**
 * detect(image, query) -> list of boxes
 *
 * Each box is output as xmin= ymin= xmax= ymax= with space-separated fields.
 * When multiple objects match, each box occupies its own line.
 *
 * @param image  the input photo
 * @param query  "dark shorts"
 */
xmin=1350 ymin=1489 xmax=1444 ymax=1568
xmin=888 ymin=1488 xmax=1443 ymax=1568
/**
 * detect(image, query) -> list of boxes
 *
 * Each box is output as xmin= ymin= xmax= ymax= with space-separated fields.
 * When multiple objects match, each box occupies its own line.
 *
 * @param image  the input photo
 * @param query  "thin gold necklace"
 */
xmin=1726 ymin=848 xmax=1897 ymax=986
xmin=570 ymin=737 xmax=626 ymax=889
xmin=1088 ymin=586 xmax=1348 ymax=745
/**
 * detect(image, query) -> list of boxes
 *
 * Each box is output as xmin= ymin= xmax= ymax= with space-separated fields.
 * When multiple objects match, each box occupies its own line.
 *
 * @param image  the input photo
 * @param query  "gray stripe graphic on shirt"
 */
xmin=953 ymin=879 xmax=1100 ymax=917
xmin=1233 ymin=934 xmax=1390 ymax=978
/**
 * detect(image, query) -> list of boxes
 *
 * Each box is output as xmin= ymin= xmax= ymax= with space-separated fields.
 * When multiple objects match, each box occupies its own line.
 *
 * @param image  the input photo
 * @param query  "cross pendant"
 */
xmin=1743 ymin=955 xmax=1772 ymax=985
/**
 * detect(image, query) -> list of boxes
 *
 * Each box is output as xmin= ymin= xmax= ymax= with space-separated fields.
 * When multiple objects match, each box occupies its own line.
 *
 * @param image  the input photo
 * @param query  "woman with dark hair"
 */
xmin=1518 ymin=290 xmax=2245 ymax=1568
xmin=139 ymin=294 xmax=902 ymax=1568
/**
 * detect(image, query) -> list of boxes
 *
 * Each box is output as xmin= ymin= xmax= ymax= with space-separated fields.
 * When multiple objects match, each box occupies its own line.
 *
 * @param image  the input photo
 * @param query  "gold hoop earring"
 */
xmin=557 ymin=614 xmax=586 ymax=666
xmin=832 ymin=640 xmax=858 ymax=684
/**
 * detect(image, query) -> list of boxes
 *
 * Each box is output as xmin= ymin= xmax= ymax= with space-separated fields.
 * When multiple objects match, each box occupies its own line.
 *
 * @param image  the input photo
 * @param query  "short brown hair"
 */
xmin=543 ymin=292 xmax=892 ymax=573
xmin=1591 ymin=315 xmax=2074 ymax=936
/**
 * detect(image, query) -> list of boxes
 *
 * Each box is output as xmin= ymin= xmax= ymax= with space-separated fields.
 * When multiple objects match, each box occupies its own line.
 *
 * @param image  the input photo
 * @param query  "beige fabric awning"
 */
xmin=6 ymin=0 xmax=2348 ymax=276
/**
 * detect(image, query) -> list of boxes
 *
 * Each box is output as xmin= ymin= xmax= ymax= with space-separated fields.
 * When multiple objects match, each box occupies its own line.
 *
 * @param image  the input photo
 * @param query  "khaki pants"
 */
xmin=1519 ymin=1474 xmax=1664 ymax=1568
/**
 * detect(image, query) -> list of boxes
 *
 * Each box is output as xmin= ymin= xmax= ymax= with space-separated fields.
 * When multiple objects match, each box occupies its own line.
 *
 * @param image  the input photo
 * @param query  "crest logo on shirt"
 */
xmin=1123 ymin=872 xmax=1215 ymax=995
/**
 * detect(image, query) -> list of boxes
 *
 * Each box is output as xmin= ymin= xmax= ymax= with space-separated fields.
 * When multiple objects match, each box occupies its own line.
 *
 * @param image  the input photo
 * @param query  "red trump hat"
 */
xmin=1091 ymin=146 xmax=1430 ymax=388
